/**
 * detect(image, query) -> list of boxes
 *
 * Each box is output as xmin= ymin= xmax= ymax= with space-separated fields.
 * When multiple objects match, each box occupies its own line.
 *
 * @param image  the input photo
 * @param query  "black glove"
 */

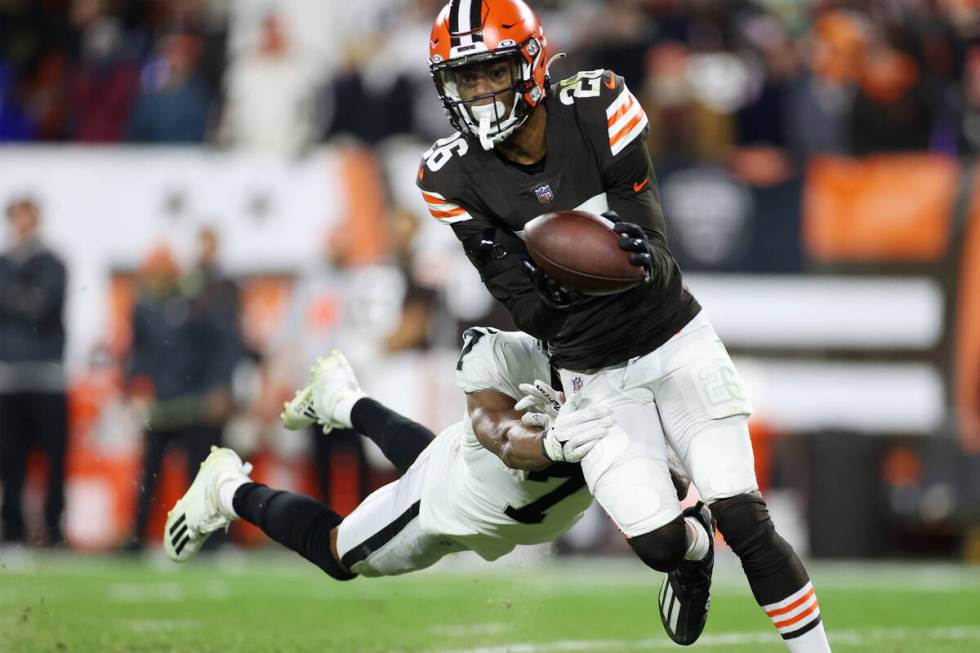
xmin=604 ymin=211 xmax=654 ymax=285
xmin=522 ymin=258 xmax=584 ymax=310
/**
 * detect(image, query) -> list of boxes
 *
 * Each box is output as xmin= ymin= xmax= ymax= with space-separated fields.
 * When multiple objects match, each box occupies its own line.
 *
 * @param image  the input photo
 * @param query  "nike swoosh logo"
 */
xmin=633 ymin=178 xmax=649 ymax=192
xmin=604 ymin=73 xmax=616 ymax=90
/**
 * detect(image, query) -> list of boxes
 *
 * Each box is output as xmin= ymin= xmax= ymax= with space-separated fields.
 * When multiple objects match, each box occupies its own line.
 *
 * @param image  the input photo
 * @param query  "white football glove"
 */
xmin=530 ymin=405 xmax=614 ymax=463
xmin=515 ymin=380 xmax=563 ymax=418
xmin=516 ymin=380 xmax=689 ymax=490
xmin=516 ymin=380 xmax=611 ymax=463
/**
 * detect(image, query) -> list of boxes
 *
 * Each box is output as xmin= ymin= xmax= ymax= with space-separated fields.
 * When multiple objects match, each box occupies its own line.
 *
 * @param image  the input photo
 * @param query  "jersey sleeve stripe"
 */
xmin=427 ymin=206 xmax=473 ymax=224
xmin=420 ymin=190 xmax=472 ymax=223
xmin=606 ymin=93 xmax=635 ymax=128
xmin=425 ymin=198 xmax=460 ymax=211
xmin=605 ymin=87 xmax=633 ymax=119
xmin=609 ymin=95 xmax=643 ymax=138
xmin=610 ymin=111 xmax=644 ymax=147
xmin=609 ymin=111 xmax=648 ymax=156
xmin=433 ymin=213 xmax=472 ymax=224
xmin=429 ymin=207 xmax=467 ymax=218
xmin=606 ymin=86 xmax=648 ymax=156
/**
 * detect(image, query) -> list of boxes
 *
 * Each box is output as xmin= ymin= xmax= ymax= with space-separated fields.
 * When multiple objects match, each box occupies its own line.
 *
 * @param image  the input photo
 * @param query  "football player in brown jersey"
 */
xmin=417 ymin=1 xmax=831 ymax=650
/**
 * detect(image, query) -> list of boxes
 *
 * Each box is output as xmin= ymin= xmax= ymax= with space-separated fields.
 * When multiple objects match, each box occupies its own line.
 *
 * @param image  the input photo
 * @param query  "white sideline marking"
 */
xmin=125 ymin=619 xmax=202 ymax=633
xmin=106 ymin=580 xmax=230 ymax=603
xmin=107 ymin=582 xmax=184 ymax=603
xmin=434 ymin=626 xmax=980 ymax=653
xmin=431 ymin=623 xmax=511 ymax=637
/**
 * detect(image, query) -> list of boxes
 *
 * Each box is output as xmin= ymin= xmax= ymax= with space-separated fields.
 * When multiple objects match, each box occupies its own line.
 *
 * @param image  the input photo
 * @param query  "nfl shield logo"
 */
xmin=534 ymin=184 xmax=554 ymax=204
xmin=572 ymin=376 xmax=583 ymax=393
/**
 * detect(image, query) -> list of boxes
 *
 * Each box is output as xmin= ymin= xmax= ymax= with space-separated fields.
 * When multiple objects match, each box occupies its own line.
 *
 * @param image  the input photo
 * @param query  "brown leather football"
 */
xmin=524 ymin=210 xmax=644 ymax=294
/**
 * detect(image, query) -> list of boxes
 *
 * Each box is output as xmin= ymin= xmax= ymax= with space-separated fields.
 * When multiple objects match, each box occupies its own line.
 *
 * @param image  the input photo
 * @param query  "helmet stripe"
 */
xmin=450 ymin=0 xmax=483 ymax=48
xmin=449 ymin=0 xmax=461 ymax=46
xmin=469 ymin=0 xmax=483 ymax=41
xmin=458 ymin=0 xmax=473 ymax=46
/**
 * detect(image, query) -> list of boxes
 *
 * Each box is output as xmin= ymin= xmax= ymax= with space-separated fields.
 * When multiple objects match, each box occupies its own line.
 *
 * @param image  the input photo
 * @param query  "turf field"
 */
xmin=2 ymin=551 xmax=978 ymax=653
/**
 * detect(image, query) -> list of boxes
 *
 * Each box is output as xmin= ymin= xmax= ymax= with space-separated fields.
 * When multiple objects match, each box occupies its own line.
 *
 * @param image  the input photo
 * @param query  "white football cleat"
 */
xmin=281 ymin=351 xmax=365 ymax=434
xmin=312 ymin=349 xmax=366 ymax=433
xmin=280 ymin=380 xmax=319 ymax=431
xmin=164 ymin=446 xmax=252 ymax=563
xmin=281 ymin=350 xmax=366 ymax=434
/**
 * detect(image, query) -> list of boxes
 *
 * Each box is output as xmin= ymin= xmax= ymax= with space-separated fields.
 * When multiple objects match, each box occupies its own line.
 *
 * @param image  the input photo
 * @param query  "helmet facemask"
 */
xmin=431 ymin=42 xmax=542 ymax=150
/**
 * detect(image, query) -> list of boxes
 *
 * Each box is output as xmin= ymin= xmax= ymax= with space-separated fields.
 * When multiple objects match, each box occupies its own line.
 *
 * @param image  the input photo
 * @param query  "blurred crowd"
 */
xmin=0 ymin=192 xmax=466 ymax=550
xmin=1 ymin=0 xmax=978 ymax=157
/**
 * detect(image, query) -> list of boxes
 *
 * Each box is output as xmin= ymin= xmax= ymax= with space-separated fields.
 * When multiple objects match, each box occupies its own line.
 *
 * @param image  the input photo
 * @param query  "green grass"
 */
xmin=2 ymin=552 xmax=979 ymax=653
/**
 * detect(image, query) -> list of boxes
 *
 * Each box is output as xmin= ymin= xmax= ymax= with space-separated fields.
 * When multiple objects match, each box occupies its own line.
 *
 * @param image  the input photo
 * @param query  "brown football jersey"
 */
xmin=418 ymin=69 xmax=700 ymax=371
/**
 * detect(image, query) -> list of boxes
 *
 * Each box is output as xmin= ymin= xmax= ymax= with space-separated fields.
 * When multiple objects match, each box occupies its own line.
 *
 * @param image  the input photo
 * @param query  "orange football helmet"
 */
xmin=428 ymin=0 xmax=550 ymax=150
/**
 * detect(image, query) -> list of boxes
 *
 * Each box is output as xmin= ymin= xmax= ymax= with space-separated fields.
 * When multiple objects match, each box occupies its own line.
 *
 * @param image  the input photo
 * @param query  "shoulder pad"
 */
xmin=416 ymin=132 xmax=475 ymax=225
xmin=456 ymin=328 xmax=550 ymax=399
xmin=557 ymin=69 xmax=649 ymax=159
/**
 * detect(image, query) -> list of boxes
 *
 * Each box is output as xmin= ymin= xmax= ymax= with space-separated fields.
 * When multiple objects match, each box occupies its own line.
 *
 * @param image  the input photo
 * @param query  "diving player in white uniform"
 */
xmin=162 ymin=328 xmax=613 ymax=578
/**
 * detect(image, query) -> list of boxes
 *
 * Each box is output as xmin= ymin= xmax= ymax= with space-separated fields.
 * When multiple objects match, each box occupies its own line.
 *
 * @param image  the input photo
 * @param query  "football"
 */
xmin=524 ymin=210 xmax=644 ymax=294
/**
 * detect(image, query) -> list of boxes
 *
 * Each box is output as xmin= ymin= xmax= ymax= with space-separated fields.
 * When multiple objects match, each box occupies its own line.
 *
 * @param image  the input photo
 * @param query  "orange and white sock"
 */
xmin=761 ymin=581 xmax=831 ymax=652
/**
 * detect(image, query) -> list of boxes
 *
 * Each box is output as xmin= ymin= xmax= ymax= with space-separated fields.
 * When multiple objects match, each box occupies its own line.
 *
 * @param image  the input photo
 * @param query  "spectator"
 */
xmin=123 ymin=245 xmax=235 ymax=551
xmin=734 ymin=12 xmax=800 ymax=148
xmin=0 ymin=63 xmax=37 ymax=141
xmin=785 ymin=11 xmax=866 ymax=156
xmin=849 ymin=32 xmax=934 ymax=154
xmin=68 ymin=12 xmax=141 ymax=142
xmin=218 ymin=14 xmax=321 ymax=155
xmin=183 ymin=225 xmax=242 ymax=354
xmin=382 ymin=207 xmax=438 ymax=354
xmin=126 ymin=31 xmax=212 ymax=143
xmin=0 ymin=197 xmax=68 ymax=547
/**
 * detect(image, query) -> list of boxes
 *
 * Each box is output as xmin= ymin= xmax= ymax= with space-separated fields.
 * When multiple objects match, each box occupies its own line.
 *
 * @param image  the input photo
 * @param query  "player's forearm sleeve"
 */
xmin=485 ymin=267 xmax=568 ymax=339
xmin=451 ymin=221 xmax=568 ymax=340
xmin=603 ymin=143 xmax=675 ymax=289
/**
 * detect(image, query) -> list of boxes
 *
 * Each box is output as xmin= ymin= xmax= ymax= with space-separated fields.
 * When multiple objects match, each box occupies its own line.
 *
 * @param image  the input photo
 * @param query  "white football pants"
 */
xmin=558 ymin=311 xmax=758 ymax=537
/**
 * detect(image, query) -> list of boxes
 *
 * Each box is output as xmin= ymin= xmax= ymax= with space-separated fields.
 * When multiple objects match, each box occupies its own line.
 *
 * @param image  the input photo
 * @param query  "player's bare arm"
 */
xmin=466 ymin=389 xmax=552 ymax=471
xmin=466 ymin=386 xmax=613 ymax=469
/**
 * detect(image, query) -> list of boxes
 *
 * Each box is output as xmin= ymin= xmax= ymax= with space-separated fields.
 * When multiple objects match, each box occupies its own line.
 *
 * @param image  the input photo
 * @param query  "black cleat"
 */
xmin=659 ymin=502 xmax=714 ymax=645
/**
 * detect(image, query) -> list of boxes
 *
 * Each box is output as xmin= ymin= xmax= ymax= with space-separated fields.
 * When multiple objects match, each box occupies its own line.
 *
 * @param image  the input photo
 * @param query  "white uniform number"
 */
xmin=559 ymin=69 xmax=604 ymax=106
xmin=424 ymin=133 xmax=468 ymax=172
